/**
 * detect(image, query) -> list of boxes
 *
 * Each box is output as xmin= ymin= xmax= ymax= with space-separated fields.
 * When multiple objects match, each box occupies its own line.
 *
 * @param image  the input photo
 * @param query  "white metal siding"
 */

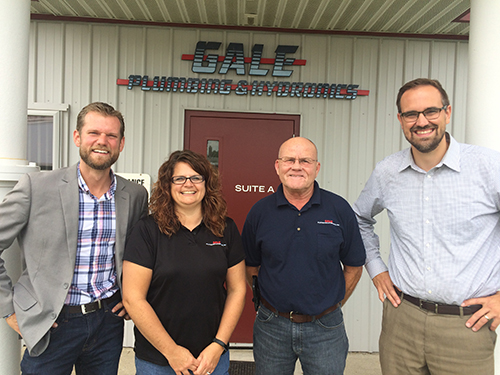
xmin=29 ymin=20 xmax=468 ymax=352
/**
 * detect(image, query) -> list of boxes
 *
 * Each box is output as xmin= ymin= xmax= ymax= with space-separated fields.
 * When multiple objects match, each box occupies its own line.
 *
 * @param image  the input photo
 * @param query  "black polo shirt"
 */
xmin=124 ymin=215 xmax=245 ymax=366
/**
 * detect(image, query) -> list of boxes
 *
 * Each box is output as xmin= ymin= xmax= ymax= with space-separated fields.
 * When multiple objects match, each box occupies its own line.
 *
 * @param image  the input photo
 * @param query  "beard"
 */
xmin=80 ymin=147 xmax=119 ymax=170
xmin=406 ymin=125 xmax=445 ymax=153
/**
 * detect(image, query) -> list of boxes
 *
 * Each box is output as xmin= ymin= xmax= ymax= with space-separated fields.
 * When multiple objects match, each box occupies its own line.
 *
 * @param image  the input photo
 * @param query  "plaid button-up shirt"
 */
xmin=64 ymin=164 xmax=119 ymax=305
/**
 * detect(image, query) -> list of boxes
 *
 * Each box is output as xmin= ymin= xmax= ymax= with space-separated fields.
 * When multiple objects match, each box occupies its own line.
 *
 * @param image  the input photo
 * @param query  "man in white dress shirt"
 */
xmin=354 ymin=78 xmax=500 ymax=375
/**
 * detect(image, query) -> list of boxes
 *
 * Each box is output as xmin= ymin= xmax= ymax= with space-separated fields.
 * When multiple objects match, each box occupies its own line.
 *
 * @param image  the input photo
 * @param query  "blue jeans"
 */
xmin=253 ymin=304 xmax=348 ymax=375
xmin=135 ymin=351 xmax=230 ymax=375
xmin=21 ymin=298 xmax=124 ymax=375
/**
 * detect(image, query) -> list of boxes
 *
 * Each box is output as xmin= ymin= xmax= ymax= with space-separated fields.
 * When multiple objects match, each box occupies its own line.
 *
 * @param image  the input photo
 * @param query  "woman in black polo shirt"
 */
xmin=122 ymin=150 xmax=246 ymax=375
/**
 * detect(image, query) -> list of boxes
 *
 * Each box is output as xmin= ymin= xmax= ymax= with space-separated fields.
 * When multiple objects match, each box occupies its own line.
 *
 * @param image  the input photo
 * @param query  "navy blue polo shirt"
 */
xmin=242 ymin=181 xmax=365 ymax=315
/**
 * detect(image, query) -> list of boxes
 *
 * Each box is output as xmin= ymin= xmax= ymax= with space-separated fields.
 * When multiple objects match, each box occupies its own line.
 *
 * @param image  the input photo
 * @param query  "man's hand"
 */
xmin=6 ymin=313 xmax=58 ymax=333
xmin=372 ymin=271 xmax=401 ymax=307
xmin=5 ymin=313 xmax=22 ymax=336
xmin=112 ymin=301 xmax=130 ymax=320
xmin=463 ymin=292 xmax=500 ymax=332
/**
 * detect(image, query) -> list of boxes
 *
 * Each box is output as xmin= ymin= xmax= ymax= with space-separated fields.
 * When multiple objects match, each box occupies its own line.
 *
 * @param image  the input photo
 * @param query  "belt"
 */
xmin=61 ymin=292 xmax=121 ymax=315
xmin=260 ymin=298 xmax=339 ymax=323
xmin=396 ymin=287 xmax=481 ymax=316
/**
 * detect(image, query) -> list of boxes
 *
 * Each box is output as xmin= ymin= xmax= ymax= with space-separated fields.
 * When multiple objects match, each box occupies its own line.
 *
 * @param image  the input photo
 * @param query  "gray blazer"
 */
xmin=0 ymin=164 xmax=148 ymax=356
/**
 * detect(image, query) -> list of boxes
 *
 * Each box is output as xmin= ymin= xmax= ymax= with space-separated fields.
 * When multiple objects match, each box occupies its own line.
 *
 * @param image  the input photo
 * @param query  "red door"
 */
xmin=185 ymin=110 xmax=299 ymax=343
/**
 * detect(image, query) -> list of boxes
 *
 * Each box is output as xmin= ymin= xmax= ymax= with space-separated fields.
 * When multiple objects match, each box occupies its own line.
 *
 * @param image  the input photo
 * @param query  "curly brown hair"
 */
xmin=150 ymin=150 xmax=228 ymax=237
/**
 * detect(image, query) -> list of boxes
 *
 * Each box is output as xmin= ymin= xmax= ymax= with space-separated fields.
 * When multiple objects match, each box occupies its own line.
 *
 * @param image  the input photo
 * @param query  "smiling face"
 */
xmin=171 ymin=162 xmax=206 ymax=210
xmin=73 ymin=111 xmax=124 ymax=171
xmin=397 ymin=85 xmax=451 ymax=155
xmin=275 ymin=137 xmax=320 ymax=198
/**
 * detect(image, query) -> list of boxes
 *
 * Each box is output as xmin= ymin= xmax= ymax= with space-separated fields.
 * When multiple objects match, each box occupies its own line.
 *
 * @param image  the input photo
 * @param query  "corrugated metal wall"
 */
xmin=28 ymin=20 xmax=468 ymax=352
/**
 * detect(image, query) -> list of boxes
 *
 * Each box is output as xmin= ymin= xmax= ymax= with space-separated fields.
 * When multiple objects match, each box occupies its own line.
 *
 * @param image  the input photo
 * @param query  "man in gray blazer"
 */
xmin=0 ymin=102 xmax=148 ymax=374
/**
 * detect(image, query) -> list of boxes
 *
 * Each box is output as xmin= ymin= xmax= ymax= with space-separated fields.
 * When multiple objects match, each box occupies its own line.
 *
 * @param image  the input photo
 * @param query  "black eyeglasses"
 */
xmin=171 ymin=175 xmax=205 ymax=185
xmin=400 ymin=105 xmax=448 ymax=123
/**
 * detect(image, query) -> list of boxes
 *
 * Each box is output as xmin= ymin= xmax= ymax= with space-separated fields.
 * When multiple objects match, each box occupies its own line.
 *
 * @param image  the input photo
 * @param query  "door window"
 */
xmin=207 ymin=140 xmax=219 ymax=167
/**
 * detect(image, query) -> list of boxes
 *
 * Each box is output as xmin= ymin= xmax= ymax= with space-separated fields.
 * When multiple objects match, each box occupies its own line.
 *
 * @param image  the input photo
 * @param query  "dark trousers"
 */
xmin=21 ymin=299 xmax=124 ymax=375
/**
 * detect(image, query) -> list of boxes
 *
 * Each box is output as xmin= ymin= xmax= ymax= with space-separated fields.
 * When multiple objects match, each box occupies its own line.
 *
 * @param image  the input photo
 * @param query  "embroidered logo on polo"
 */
xmin=317 ymin=220 xmax=340 ymax=226
xmin=206 ymin=241 xmax=227 ymax=247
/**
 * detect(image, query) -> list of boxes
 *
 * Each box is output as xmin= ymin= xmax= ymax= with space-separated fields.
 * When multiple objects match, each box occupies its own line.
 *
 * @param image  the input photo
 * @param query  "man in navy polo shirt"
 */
xmin=242 ymin=136 xmax=366 ymax=375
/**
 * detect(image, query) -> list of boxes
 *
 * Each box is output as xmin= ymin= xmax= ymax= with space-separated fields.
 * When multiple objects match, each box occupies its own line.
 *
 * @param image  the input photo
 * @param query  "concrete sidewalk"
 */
xmin=113 ymin=348 xmax=382 ymax=375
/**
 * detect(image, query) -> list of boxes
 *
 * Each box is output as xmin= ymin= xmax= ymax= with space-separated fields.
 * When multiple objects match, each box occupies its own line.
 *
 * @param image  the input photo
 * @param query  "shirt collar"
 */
xmin=77 ymin=162 xmax=117 ymax=200
xmin=398 ymin=132 xmax=460 ymax=173
xmin=437 ymin=133 xmax=460 ymax=172
xmin=276 ymin=181 xmax=321 ymax=210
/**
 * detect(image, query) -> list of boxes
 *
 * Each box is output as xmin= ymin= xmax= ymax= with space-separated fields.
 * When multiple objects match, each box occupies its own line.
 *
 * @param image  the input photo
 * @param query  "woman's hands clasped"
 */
xmin=166 ymin=345 xmax=200 ymax=375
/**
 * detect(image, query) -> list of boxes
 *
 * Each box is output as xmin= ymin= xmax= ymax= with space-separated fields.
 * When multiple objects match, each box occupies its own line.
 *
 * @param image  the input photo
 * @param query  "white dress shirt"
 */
xmin=354 ymin=134 xmax=500 ymax=305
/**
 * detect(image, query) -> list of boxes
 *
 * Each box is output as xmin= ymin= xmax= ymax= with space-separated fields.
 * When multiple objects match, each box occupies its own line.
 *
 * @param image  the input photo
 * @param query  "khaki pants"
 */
xmin=379 ymin=298 xmax=496 ymax=375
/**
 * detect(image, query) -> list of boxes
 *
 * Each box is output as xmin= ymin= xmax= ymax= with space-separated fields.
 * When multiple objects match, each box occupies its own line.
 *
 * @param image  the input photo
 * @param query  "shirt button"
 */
xmin=426 ymin=220 xmax=430 ymax=224
xmin=51 ymin=313 xmax=57 ymax=319
xmin=426 ymin=266 xmax=431 ymax=271
xmin=298 ymin=213 xmax=301 ymax=216
xmin=63 ymin=283 xmax=69 ymax=289
xmin=426 ymin=243 xmax=430 ymax=247
xmin=425 ymin=197 xmax=429 ymax=201
xmin=297 ymin=228 xmax=301 ymax=231
xmin=428 ymin=290 xmax=432 ymax=294
xmin=427 ymin=175 xmax=432 ymax=179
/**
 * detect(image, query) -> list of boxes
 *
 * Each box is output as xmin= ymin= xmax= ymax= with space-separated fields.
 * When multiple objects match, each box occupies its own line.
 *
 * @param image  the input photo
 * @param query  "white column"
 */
xmin=0 ymin=0 xmax=30 ymax=162
xmin=0 ymin=0 xmax=38 ymax=373
xmin=466 ymin=0 xmax=500 ymax=151
xmin=465 ymin=1 xmax=500 ymax=373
